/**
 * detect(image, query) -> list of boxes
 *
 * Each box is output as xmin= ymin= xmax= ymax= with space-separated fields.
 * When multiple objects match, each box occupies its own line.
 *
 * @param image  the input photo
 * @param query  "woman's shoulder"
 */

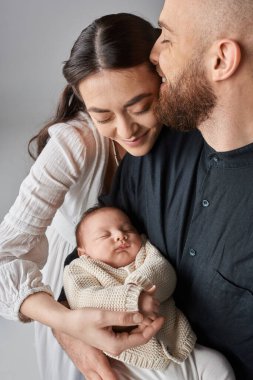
xmin=48 ymin=112 xmax=95 ymax=142
xmin=46 ymin=112 xmax=103 ymax=160
xmin=41 ymin=112 xmax=108 ymax=181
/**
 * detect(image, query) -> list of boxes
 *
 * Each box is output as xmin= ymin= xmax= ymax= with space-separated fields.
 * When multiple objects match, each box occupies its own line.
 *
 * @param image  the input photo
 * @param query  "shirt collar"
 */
xmin=204 ymin=140 xmax=253 ymax=168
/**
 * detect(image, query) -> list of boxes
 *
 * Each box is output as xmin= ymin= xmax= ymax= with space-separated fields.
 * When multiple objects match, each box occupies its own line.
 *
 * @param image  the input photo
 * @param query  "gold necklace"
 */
xmin=111 ymin=140 xmax=120 ymax=167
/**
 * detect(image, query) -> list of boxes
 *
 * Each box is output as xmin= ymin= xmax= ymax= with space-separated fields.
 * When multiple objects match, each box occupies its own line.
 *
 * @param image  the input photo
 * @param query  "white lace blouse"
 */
xmin=0 ymin=113 xmax=109 ymax=321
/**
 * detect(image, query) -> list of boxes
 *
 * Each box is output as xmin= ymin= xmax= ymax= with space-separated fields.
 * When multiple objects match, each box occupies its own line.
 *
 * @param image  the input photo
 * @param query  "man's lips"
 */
xmin=156 ymin=66 xmax=164 ymax=77
xmin=156 ymin=67 xmax=167 ymax=84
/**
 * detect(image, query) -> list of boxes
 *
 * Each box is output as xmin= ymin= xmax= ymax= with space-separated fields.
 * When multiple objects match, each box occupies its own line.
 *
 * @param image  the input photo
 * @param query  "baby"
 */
xmin=63 ymin=206 xmax=235 ymax=379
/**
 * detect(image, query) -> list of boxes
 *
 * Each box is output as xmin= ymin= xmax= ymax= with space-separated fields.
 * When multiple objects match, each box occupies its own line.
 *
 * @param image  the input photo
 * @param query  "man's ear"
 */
xmin=77 ymin=247 xmax=87 ymax=257
xmin=209 ymin=39 xmax=241 ymax=82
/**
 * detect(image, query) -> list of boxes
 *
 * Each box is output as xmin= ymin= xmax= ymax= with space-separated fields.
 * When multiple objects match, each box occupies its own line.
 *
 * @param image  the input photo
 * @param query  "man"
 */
xmin=150 ymin=2 xmax=253 ymax=377
xmin=107 ymin=1 xmax=252 ymax=378
xmin=59 ymin=1 xmax=253 ymax=379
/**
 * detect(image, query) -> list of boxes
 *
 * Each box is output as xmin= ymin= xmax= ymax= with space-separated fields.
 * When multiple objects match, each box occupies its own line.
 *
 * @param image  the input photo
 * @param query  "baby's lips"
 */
xmin=115 ymin=243 xmax=130 ymax=252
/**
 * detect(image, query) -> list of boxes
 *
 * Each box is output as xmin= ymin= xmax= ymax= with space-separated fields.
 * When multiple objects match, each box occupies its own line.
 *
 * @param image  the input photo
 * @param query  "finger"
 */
xmin=148 ymin=312 xmax=159 ymax=320
xmin=147 ymin=285 xmax=156 ymax=294
xmin=133 ymin=317 xmax=158 ymax=330
xmin=154 ymin=305 xmax=160 ymax=313
xmin=142 ymin=316 xmax=164 ymax=339
xmin=100 ymin=310 xmax=143 ymax=327
xmin=140 ymin=316 xmax=153 ymax=326
xmin=151 ymin=301 xmax=160 ymax=313
xmin=108 ymin=316 xmax=165 ymax=355
xmin=131 ymin=320 xmax=152 ymax=332
xmin=154 ymin=299 xmax=160 ymax=307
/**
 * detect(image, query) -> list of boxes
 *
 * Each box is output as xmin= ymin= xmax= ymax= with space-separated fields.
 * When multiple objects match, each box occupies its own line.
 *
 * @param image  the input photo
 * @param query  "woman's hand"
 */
xmin=63 ymin=307 xmax=164 ymax=356
xmin=21 ymin=292 xmax=164 ymax=358
xmin=53 ymin=308 xmax=164 ymax=380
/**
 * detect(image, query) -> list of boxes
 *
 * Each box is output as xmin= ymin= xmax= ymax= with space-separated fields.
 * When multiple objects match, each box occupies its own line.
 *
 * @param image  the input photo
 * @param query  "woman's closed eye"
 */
xmin=95 ymin=118 xmax=113 ymax=125
xmin=130 ymin=103 xmax=152 ymax=115
xmin=92 ymin=102 xmax=152 ymax=125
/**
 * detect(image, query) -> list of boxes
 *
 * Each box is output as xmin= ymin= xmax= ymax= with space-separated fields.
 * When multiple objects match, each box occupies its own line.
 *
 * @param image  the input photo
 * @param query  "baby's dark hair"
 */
xmin=75 ymin=204 xmax=128 ymax=247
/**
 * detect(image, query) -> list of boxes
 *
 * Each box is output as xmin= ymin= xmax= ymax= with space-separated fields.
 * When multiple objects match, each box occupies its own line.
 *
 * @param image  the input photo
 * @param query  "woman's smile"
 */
xmin=119 ymin=130 xmax=149 ymax=147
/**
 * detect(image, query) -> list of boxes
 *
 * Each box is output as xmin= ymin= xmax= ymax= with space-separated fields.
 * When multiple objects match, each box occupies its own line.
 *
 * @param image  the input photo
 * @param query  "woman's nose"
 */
xmin=116 ymin=116 xmax=136 ymax=139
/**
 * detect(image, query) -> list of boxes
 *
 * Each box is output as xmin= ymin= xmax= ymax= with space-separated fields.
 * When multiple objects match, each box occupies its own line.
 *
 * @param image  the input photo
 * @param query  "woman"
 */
xmin=0 ymin=13 xmax=163 ymax=380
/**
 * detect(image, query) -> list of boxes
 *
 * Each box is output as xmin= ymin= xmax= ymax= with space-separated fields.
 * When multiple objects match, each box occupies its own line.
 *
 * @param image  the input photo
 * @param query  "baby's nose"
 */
xmin=115 ymin=232 xmax=128 ymax=241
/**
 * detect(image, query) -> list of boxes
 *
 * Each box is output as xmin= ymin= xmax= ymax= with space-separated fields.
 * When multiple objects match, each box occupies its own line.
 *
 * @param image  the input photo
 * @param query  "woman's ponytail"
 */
xmin=28 ymin=85 xmax=85 ymax=159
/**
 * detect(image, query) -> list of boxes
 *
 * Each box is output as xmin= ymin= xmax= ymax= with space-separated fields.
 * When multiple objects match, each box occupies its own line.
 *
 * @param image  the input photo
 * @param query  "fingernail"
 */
xmin=133 ymin=313 xmax=143 ymax=323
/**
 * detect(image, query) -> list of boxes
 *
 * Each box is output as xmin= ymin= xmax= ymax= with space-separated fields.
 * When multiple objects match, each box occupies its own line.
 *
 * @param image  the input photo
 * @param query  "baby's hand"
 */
xmin=138 ymin=285 xmax=159 ymax=320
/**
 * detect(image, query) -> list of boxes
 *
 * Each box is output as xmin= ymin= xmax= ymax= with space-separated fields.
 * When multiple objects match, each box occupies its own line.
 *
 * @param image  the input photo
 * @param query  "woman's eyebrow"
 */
xmin=87 ymin=107 xmax=111 ymax=113
xmin=87 ymin=93 xmax=152 ymax=113
xmin=124 ymin=93 xmax=152 ymax=108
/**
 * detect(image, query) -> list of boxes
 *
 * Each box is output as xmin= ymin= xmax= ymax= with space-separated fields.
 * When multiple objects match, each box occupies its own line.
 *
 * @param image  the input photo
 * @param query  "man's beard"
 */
xmin=154 ymin=58 xmax=217 ymax=132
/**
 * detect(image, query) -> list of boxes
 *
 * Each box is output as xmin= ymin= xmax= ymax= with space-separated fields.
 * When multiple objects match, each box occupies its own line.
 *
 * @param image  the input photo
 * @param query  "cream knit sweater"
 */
xmin=63 ymin=239 xmax=196 ymax=370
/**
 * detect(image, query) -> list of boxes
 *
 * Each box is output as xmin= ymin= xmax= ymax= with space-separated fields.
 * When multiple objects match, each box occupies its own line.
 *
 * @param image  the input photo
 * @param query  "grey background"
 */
xmin=0 ymin=1 xmax=163 ymax=379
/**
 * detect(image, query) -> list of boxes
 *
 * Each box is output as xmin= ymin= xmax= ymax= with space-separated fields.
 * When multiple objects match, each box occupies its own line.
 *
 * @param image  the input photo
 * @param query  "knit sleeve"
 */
xmin=63 ymin=259 xmax=142 ymax=312
xmin=0 ymin=122 xmax=88 ymax=322
xmin=125 ymin=240 xmax=177 ymax=303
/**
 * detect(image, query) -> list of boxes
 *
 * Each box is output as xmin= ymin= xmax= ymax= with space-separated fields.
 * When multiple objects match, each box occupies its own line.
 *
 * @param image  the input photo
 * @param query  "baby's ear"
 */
xmin=77 ymin=247 xmax=86 ymax=257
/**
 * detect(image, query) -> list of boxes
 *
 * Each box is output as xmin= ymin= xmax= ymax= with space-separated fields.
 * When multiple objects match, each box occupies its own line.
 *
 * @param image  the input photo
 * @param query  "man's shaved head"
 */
xmin=191 ymin=0 xmax=253 ymax=51
xmin=161 ymin=0 xmax=253 ymax=53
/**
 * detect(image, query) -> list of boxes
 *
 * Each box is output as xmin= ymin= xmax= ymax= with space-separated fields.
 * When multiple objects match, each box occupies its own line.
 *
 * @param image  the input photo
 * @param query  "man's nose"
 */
xmin=150 ymin=37 xmax=161 ymax=66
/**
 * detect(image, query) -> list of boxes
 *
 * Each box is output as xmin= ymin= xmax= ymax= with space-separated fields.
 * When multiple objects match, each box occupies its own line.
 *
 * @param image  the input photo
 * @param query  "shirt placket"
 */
xmin=178 ymin=152 xmax=222 ymax=280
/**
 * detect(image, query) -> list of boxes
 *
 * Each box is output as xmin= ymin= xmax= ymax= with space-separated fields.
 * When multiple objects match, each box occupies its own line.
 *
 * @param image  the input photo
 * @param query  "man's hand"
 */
xmin=53 ymin=330 xmax=118 ymax=380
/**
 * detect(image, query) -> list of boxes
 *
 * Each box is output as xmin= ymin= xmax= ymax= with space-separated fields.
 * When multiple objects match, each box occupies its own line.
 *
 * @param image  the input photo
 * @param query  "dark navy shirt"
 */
xmin=102 ymin=127 xmax=253 ymax=380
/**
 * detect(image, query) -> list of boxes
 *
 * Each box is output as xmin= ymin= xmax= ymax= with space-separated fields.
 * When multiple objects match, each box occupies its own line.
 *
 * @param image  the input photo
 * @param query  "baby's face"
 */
xmin=79 ymin=208 xmax=142 ymax=268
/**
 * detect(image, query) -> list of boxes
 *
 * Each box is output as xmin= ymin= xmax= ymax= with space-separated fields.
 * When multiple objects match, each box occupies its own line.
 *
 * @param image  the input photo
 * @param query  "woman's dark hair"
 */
xmin=28 ymin=13 xmax=160 ymax=159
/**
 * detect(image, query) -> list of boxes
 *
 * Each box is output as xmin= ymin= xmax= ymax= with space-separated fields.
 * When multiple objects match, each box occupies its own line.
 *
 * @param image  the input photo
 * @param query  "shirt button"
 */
xmin=213 ymin=155 xmax=219 ymax=162
xmin=189 ymin=248 xmax=196 ymax=257
xmin=202 ymin=199 xmax=210 ymax=207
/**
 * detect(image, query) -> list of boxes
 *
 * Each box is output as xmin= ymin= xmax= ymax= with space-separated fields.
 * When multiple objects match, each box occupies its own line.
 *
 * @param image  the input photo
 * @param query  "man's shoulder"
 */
xmin=123 ymin=126 xmax=203 ymax=170
xmin=152 ymin=126 xmax=203 ymax=155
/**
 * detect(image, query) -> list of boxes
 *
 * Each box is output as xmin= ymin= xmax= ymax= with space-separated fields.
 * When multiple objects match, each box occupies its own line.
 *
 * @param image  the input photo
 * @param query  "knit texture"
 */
xmin=63 ymin=239 xmax=196 ymax=370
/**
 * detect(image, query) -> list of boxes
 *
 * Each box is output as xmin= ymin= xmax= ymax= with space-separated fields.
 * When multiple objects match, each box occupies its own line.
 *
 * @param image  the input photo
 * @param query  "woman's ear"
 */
xmin=209 ymin=39 xmax=241 ymax=82
xmin=77 ymin=247 xmax=87 ymax=257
